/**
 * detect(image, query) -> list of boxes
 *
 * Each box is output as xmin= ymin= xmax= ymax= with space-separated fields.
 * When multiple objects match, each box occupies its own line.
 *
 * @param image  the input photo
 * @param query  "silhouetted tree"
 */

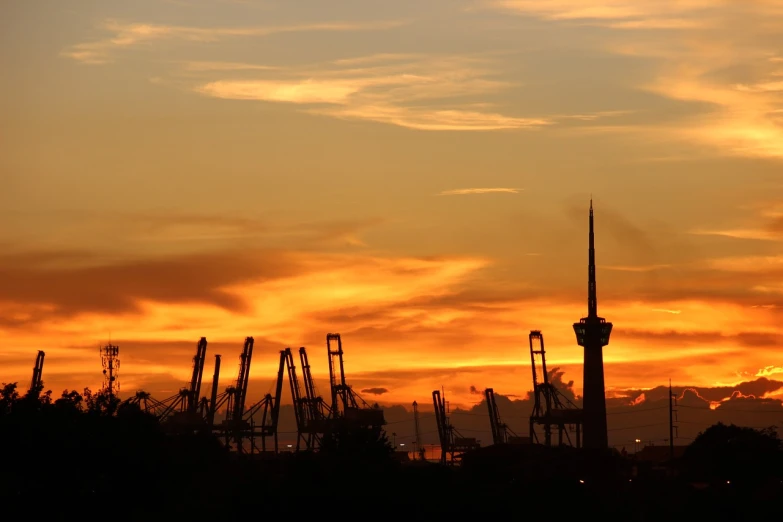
xmin=83 ymin=387 xmax=120 ymax=415
xmin=320 ymin=423 xmax=394 ymax=463
xmin=682 ymin=422 xmax=782 ymax=485
xmin=54 ymin=389 xmax=84 ymax=411
xmin=0 ymin=382 xmax=19 ymax=414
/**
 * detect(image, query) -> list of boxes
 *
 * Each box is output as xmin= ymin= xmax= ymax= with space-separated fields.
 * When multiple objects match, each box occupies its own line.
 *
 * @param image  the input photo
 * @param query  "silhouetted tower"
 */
xmin=100 ymin=344 xmax=120 ymax=398
xmin=30 ymin=350 xmax=45 ymax=394
xmin=572 ymin=200 xmax=612 ymax=450
xmin=188 ymin=337 xmax=208 ymax=414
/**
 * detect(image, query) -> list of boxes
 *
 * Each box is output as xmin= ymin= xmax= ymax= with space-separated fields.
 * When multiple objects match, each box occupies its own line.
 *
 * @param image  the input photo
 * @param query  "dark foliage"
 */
xmin=682 ymin=422 xmax=783 ymax=485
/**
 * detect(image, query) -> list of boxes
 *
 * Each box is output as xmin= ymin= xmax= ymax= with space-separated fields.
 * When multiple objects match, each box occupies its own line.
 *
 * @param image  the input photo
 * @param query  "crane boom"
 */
xmin=30 ymin=350 xmax=45 ymax=393
xmin=188 ymin=337 xmax=208 ymax=414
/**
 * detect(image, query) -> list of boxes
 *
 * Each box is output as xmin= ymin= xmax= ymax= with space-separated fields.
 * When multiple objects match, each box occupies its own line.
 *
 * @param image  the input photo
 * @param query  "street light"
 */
xmin=634 ymin=438 xmax=641 ymax=453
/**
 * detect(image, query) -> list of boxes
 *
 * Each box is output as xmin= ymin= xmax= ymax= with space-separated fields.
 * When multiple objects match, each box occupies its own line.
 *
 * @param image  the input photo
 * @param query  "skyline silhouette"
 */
xmin=3 ymin=5 xmax=783 ymax=498
xmin=3 ymin=200 xmax=781 ymax=452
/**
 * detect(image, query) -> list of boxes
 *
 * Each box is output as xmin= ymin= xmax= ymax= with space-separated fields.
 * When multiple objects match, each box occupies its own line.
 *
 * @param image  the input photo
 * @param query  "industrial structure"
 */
xmin=100 ymin=344 xmax=120 ymax=399
xmin=13 ymin=203 xmax=615 ymax=461
xmin=117 ymin=333 xmax=384 ymax=455
xmin=27 ymin=350 xmax=45 ymax=397
xmin=573 ymin=200 xmax=612 ymax=450
xmin=485 ymin=388 xmax=529 ymax=445
xmin=433 ymin=389 xmax=479 ymax=464
xmin=529 ymin=330 xmax=583 ymax=447
xmin=327 ymin=333 xmax=385 ymax=430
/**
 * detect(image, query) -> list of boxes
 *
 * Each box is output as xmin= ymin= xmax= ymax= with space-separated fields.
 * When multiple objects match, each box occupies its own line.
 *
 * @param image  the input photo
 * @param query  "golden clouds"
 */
xmin=7 ymin=0 xmax=783 ymax=416
xmin=2 ymin=235 xmax=783 ymax=410
xmin=491 ymin=0 xmax=783 ymax=159
xmin=199 ymin=79 xmax=362 ymax=104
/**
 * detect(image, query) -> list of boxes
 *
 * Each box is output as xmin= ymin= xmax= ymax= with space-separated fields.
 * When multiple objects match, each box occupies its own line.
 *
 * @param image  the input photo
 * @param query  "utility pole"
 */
xmin=668 ymin=379 xmax=677 ymax=463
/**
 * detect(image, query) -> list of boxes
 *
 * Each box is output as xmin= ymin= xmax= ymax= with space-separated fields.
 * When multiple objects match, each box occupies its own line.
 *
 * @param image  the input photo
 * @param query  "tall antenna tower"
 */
xmin=100 ymin=343 xmax=120 ymax=398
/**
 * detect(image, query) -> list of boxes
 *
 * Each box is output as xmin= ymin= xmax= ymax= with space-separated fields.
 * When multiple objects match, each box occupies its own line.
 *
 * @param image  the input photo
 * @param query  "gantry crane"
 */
xmin=433 ymin=389 xmax=479 ymax=464
xmin=203 ymin=354 xmax=221 ymax=425
xmin=529 ymin=330 xmax=583 ymax=447
xmin=187 ymin=337 xmax=207 ymax=414
xmin=283 ymin=347 xmax=307 ymax=450
xmin=242 ymin=346 xmax=332 ymax=454
xmin=326 ymin=333 xmax=385 ymax=430
xmin=298 ymin=347 xmax=330 ymax=448
xmin=165 ymin=337 xmax=209 ymax=428
xmin=243 ymin=347 xmax=300 ymax=453
xmin=29 ymin=350 xmax=45 ymax=396
xmin=485 ymin=388 xmax=529 ymax=445
xmin=121 ymin=337 xmax=211 ymax=430
xmin=221 ymin=337 xmax=255 ymax=452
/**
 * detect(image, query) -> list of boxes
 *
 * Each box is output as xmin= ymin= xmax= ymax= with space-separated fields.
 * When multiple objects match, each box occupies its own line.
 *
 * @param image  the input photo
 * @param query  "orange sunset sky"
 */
xmin=2 ymin=0 xmax=783 ymax=417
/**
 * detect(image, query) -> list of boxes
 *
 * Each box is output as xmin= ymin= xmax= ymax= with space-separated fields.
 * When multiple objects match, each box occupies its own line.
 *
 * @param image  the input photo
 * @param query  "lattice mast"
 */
xmin=100 ymin=344 xmax=120 ymax=398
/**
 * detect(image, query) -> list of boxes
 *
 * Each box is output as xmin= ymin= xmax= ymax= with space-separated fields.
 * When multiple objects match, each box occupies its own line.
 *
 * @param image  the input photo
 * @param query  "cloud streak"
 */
xmin=62 ymin=19 xmax=406 ymax=64
xmin=437 ymin=188 xmax=523 ymax=196
xmin=492 ymin=0 xmax=783 ymax=160
xmin=194 ymin=53 xmax=554 ymax=131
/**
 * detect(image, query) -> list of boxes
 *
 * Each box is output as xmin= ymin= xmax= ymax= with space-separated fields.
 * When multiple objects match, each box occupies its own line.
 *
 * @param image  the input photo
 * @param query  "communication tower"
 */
xmin=100 ymin=343 xmax=120 ymax=398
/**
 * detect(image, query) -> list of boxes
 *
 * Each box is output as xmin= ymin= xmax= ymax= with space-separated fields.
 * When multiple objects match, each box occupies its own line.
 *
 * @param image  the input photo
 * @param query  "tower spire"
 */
xmin=588 ymin=199 xmax=597 ymax=318
xmin=573 ymin=199 xmax=612 ymax=450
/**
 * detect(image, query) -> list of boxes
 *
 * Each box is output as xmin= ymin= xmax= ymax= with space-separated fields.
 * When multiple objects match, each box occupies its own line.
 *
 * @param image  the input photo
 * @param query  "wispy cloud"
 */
xmin=689 ymin=228 xmax=782 ymax=241
xmin=194 ymin=53 xmax=555 ymax=131
xmin=491 ymin=0 xmax=719 ymax=27
xmin=491 ymin=1 xmax=783 ymax=160
xmin=652 ymin=308 xmax=681 ymax=314
xmin=62 ymin=19 xmax=406 ymax=64
xmin=180 ymin=61 xmax=279 ymax=72
xmin=602 ymin=264 xmax=671 ymax=272
xmin=437 ymin=188 xmax=523 ymax=196
xmin=705 ymin=255 xmax=783 ymax=272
